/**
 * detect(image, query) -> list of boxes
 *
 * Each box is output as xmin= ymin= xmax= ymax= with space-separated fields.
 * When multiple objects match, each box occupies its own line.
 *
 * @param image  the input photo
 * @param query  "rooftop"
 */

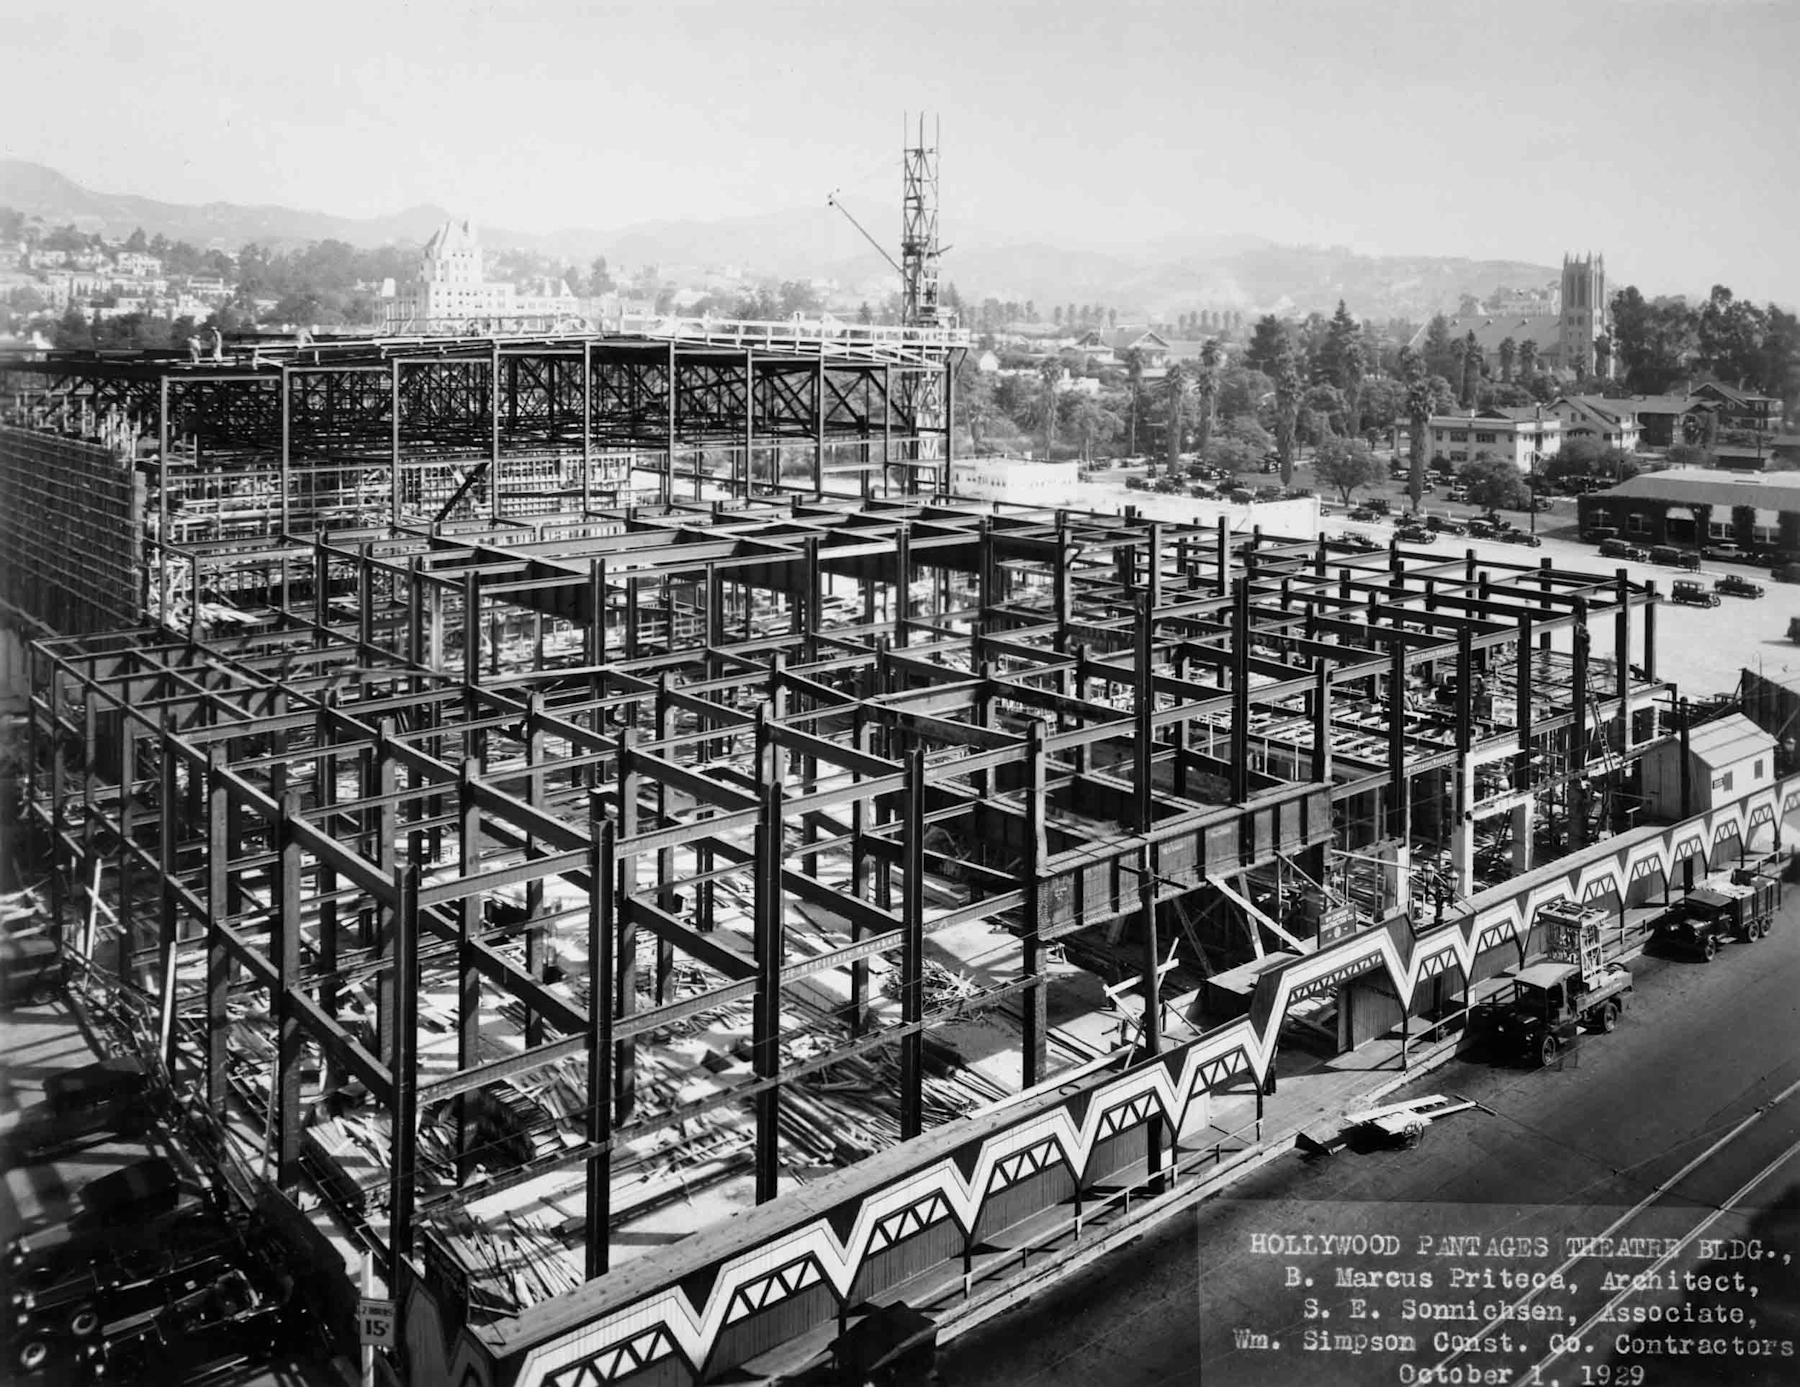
xmin=1599 ymin=467 xmax=1800 ymax=512
xmin=1685 ymin=712 xmax=1776 ymax=770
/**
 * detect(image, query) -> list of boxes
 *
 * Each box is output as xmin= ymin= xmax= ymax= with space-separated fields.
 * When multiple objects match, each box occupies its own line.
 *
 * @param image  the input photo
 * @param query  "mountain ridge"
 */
xmin=0 ymin=159 xmax=1563 ymax=319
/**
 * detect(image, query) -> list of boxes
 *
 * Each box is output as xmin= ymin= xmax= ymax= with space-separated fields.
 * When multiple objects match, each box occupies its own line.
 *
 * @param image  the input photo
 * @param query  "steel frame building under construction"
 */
xmin=4 ymin=326 xmax=1751 ymax=1387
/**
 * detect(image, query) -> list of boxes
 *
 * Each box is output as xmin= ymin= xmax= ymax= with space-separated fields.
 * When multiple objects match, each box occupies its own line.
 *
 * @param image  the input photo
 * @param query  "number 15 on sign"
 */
xmin=359 ymin=1297 xmax=396 ymax=1348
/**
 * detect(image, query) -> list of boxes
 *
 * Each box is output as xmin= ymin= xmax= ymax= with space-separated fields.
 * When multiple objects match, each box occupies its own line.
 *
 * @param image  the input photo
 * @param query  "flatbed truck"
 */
xmin=1652 ymin=870 xmax=1780 ymax=960
xmin=1477 ymin=902 xmax=1633 ymax=1067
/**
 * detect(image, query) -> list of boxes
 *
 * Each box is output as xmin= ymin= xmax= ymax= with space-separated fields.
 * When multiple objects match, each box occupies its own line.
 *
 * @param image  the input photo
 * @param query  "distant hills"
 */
xmin=0 ymin=159 xmax=1562 ymax=320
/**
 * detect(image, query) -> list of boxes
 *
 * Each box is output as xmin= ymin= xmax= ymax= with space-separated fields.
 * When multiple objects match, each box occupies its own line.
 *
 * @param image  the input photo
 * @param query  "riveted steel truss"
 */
xmin=20 ymin=492 xmax=1672 ymax=1328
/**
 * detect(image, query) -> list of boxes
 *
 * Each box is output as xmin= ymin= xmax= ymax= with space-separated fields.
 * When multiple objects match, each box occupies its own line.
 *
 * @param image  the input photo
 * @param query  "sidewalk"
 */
xmin=742 ymin=898 xmax=1679 ymax=1384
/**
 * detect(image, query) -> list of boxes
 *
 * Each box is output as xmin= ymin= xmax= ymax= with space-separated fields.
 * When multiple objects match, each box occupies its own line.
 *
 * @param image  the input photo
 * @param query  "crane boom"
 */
xmin=826 ymin=191 xmax=903 ymax=277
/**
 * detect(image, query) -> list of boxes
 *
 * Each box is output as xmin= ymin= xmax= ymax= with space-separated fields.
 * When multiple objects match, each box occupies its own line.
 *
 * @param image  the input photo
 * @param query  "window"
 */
xmin=1476 ymin=431 xmax=1497 ymax=443
xmin=1626 ymin=514 xmax=1648 ymax=533
xmin=1450 ymin=451 xmax=1468 ymax=462
xmin=1708 ymin=520 xmax=1732 ymax=540
xmin=1451 ymin=431 xmax=1469 ymax=442
xmin=1718 ymin=770 xmax=1733 ymax=793
xmin=1755 ymin=758 xmax=1765 ymax=779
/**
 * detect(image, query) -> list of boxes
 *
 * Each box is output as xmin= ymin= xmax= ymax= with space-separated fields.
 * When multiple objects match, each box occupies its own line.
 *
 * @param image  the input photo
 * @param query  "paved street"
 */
xmin=937 ymin=885 xmax=1800 ymax=1387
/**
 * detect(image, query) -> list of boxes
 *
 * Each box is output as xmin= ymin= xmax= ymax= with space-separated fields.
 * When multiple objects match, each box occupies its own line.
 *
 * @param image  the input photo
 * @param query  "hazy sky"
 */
xmin=7 ymin=0 xmax=1796 ymax=302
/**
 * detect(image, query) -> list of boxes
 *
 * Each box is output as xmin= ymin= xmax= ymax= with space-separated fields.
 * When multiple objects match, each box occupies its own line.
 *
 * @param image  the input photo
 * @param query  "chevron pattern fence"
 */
xmin=399 ymin=774 xmax=1800 ymax=1387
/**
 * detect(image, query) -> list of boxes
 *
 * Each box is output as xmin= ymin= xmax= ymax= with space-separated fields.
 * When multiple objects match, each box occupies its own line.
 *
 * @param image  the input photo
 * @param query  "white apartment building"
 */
xmin=1427 ymin=407 xmax=1563 ymax=471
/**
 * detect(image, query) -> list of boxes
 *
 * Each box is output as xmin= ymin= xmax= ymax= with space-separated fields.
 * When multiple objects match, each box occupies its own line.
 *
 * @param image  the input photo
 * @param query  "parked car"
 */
xmin=1365 ymin=498 xmax=1391 ymax=515
xmin=1703 ymin=542 xmax=1749 ymax=563
xmin=1425 ymin=514 xmax=1468 ymax=536
xmin=1597 ymin=538 xmax=1648 ymax=562
xmin=1499 ymin=529 xmax=1543 ymax=547
xmin=1778 ymin=564 xmax=1800 ymax=586
xmin=1790 ymin=615 xmax=1800 ymax=642
xmin=1584 ymin=526 xmax=1621 ymax=544
xmin=1755 ymin=548 xmax=1800 ymax=569
xmin=1671 ymin=580 xmax=1721 ymax=607
xmin=1394 ymin=523 xmax=1436 ymax=544
xmin=1329 ymin=531 xmax=1381 ymax=552
xmin=1466 ymin=518 xmax=1498 ymax=538
xmin=1649 ymin=544 xmax=1701 ymax=570
xmin=12 ymin=1250 xmax=238 ymax=1378
xmin=80 ymin=1262 xmax=292 ymax=1386
xmin=43 ymin=1058 xmax=146 ymax=1117
xmin=1715 ymin=574 xmax=1765 ymax=599
xmin=1347 ymin=506 xmax=1379 ymax=522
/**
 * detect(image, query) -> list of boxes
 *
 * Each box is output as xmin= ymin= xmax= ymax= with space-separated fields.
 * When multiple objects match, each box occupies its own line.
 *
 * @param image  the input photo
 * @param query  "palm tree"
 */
xmin=1459 ymin=331 xmax=1482 ymax=406
xmin=1124 ymin=347 xmax=1146 ymax=456
xmin=1497 ymin=337 xmax=1517 ymax=384
xmin=1037 ymin=359 xmax=1061 ymax=455
xmin=1399 ymin=348 xmax=1432 ymax=513
xmin=1273 ymin=346 xmax=1302 ymax=486
xmin=1157 ymin=362 xmax=1192 ymax=478
xmin=1065 ymin=397 xmax=1119 ymax=462
xmin=1194 ymin=338 xmax=1222 ymax=453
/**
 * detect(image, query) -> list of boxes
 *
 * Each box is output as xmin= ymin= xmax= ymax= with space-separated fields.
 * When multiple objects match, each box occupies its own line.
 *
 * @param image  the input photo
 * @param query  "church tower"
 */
xmin=1559 ymin=252 xmax=1608 ymax=379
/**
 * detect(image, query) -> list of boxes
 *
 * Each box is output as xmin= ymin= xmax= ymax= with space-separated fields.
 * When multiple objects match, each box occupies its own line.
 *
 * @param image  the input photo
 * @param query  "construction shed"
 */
xmin=1640 ymin=712 xmax=1777 ymax=818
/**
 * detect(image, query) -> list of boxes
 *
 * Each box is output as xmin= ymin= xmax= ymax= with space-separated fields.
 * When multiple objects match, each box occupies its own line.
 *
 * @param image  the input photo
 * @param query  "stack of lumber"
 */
xmin=305 ymin=1115 xmax=390 ymax=1213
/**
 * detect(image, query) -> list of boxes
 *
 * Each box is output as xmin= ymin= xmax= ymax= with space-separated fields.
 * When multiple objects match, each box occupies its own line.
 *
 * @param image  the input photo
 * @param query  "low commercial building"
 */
xmin=1576 ymin=469 xmax=1800 ymax=551
xmin=949 ymin=455 xmax=1081 ymax=505
xmin=1427 ymin=407 xmax=1562 ymax=470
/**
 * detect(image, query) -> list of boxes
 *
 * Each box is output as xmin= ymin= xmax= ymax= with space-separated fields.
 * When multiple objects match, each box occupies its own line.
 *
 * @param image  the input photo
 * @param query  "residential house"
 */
xmin=1692 ymin=381 xmax=1782 ymax=436
xmin=113 ymin=252 xmax=163 ymax=278
xmin=1616 ymin=394 xmax=1720 ymax=449
xmin=1548 ymin=396 xmax=1642 ymax=453
xmin=1077 ymin=327 xmax=1171 ymax=369
xmin=1427 ymin=407 xmax=1563 ymax=471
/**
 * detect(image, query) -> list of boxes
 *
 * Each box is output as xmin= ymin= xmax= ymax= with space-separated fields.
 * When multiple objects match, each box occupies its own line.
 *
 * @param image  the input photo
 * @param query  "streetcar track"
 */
xmin=1428 ymin=1072 xmax=1800 ymax=1375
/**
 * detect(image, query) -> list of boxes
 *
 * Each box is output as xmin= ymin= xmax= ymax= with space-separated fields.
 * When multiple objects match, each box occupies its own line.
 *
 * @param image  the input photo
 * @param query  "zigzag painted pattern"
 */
xmin=419 ymin=775 xmax=1800 ymax=1387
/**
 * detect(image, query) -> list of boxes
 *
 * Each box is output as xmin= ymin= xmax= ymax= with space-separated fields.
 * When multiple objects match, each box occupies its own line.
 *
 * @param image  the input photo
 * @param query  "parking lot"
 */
xmin=1071 ymin=455 xmax=1800 ymax=704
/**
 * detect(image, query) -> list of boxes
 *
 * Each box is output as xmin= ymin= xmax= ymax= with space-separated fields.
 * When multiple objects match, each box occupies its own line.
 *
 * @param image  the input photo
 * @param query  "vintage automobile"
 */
xmin=1715 ymin=573 xmax=1765 ymax=599
xmin=1670 ymin=580 xmax=1721 ymax=607
xmin=81 ymin=1262 xmax=293 ymax=1385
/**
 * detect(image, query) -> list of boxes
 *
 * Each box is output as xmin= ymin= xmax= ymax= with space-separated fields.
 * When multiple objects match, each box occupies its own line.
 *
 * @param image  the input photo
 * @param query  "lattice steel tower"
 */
xmin=901 ymin=113 xmax=943 ymax=329
xmin=900 ymin=113 xmax=948 ymax=479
